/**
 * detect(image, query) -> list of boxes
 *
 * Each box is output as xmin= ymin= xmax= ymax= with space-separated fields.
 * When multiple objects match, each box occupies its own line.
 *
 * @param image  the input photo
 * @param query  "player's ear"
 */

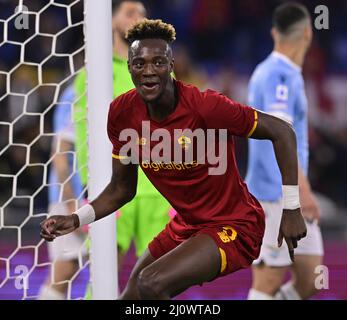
xmin=127 ymin=60 xmax=131 ymax=72
xmin=111 ymin=10 xmax=118 ymax=32
xmin=303 ymin=23 xmax=313 ymax=44
xmin=271 ymin=27 xmax=277 ymax=42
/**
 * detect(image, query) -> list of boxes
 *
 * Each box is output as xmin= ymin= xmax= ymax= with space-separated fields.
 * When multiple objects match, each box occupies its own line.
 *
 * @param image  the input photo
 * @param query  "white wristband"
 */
xmin=282 ymin=185 xmax=300 ymax=210
xmin=75 ymin=204 xmax=96 ymax=227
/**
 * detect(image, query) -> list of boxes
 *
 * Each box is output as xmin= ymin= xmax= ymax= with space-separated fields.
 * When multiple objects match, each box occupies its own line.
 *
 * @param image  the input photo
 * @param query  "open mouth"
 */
xmin=141 ymin=83 xmax=159 ymax=91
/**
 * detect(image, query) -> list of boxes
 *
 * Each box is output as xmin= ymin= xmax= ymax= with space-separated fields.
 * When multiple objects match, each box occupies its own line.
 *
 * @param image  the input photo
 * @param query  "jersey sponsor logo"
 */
xmin=276 ymin=84 xmax=289 ymax=101
xmin=217 ymin=226 xmax=238 ymax=243
xmin=118 ymin=121 xmax=228 ymax=175
xmin=141 ymin=160 xmax=199 ymax=172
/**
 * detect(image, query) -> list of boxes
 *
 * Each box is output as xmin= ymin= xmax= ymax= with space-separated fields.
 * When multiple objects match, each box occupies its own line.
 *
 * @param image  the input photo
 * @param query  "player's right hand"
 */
xmin=40 ymin=214 xmax=79 ymax=242
xmin=300 ymin=189 xmax=321 ymax=223
xmin=277 ymin=208 xmax=307 ymax=262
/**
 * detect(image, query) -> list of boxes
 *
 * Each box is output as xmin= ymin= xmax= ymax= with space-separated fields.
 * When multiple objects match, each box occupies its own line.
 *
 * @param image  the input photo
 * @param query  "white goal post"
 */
xmin=84 ymin=0 xmax=118 ymax=300
xmin=0 ymin=0 xmax=117 ymax=300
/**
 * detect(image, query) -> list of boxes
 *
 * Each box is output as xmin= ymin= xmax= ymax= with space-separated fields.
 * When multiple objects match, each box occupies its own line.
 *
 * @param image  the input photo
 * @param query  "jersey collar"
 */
xmin=271 ymin=51 xmax=302 ymax=73
xmin=113 ymin=55 xmax=127 ymax=64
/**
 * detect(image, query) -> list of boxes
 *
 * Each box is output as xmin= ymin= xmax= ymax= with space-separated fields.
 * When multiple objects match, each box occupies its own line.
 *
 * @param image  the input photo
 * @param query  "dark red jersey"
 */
xmin=108 ymin=80 xmax=264 ymax=237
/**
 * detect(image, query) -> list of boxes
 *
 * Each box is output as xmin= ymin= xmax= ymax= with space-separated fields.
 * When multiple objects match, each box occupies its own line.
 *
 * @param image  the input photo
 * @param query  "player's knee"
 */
xmin=53 ymin=260 xmax=78 ymax=282
xmin=292 ymin=278 xmax=319 ymax=299
xmin=301 ymin=286 xmax=319 ymax=299
xmin=137 ymin=267 xmax=166 ymax=299
xmin=253 ymin=281 xmax=281 ymax=296
xmin=119 ymin=288 xmax=138 ymax=300
xmin=252 ymin=265 xmax=285 ymax=295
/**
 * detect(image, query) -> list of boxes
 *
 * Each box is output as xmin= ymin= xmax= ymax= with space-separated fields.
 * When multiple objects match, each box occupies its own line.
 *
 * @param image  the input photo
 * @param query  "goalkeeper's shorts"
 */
xmin=117 ymin=195 xmax=171 ymax=258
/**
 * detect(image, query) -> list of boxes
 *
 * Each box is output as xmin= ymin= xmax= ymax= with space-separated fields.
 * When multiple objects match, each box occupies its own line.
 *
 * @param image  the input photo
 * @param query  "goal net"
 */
xmin=0 ymin=0 xmax=115 ymax=300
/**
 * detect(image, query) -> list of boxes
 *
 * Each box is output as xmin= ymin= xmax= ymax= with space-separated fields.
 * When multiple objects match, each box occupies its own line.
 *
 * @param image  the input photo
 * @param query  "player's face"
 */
xmin=128 ymin=39 xmax=174 ymax=103
xmin=112 ymin=1 xmax=146 ymax=38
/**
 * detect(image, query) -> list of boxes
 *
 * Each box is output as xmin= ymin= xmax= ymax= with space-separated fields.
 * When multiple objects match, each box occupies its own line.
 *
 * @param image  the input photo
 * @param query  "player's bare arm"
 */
xmin=40 ymin=159 xmax=138 ymax=241
xmin=250 ymin=111 xmax=307 ymax=261
xmin=298 ymin=166 xmax=320 ymax=222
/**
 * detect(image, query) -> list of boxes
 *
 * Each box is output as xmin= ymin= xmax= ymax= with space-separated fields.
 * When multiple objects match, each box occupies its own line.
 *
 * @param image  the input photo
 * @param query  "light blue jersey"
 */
xmin=246 ymin=51 xmax=308 ymax=201
xmin=48 ymin=86 xmax=83 ymax=204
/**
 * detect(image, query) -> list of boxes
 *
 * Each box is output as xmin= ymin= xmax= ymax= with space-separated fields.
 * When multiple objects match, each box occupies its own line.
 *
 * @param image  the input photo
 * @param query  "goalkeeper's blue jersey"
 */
xmin=48 ymin=86 xmax=83 ymax=204
xmin=246 ymin=51 xmax=309 ymax=202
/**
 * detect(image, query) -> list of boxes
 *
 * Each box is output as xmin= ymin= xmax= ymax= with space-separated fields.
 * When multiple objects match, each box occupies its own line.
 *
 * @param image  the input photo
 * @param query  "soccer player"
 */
xmin=73 ymin=0 xmax=171 ymax=279
xmin=40 ymin=19 xmax=307 ymax=300
xmin=246 ymin=3 xmax=324 ymax=300
xmin=38 ymin=85 xmax=87 ymax=300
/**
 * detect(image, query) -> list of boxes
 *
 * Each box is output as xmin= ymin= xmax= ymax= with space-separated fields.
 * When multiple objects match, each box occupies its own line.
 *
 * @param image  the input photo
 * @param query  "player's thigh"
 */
xmin=252 ymin=264 xmax=288 ymax=295
xmin=291 ymin=254 xmax=323 ymax=298
xmin=134 ymin=196 xmax=170 ymax=257
xmin=292 ymin=254 xmax=323 ymax=282
xmin=137 ymin=233 xmax=221 ymax=298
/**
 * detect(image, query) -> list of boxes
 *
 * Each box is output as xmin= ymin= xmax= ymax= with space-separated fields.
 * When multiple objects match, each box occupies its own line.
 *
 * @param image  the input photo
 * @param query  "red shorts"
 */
xmin=148 ymin=219 xmax=264 ymax=278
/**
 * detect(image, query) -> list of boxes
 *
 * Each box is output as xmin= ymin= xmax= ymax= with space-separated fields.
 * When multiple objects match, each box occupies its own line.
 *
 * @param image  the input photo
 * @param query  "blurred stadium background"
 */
xmin=0 ymin=0 xmax=346 ymax=299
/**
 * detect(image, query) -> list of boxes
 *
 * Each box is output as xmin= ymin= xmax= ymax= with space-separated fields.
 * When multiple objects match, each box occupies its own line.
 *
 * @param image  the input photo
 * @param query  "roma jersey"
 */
xmin=108 ymin=80 xmax=264 ymax=234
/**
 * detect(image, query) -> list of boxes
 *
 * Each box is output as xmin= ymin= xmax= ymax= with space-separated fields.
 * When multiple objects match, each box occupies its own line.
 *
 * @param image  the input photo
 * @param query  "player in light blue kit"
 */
xmin=246 ymin=3 xmax=323 ymax=300
xmin=38 ymin=85 xmax=87 ymax=299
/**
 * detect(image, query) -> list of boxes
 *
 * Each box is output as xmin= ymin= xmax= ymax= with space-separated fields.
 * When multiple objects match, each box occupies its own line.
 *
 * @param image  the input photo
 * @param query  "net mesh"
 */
xmin=0 ymin=0 xmax=90 ymax=300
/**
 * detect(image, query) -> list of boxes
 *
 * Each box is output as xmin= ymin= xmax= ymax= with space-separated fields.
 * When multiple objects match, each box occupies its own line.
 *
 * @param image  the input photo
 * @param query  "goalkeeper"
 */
xmin=73 ymin=0 xmax=171 ymax=296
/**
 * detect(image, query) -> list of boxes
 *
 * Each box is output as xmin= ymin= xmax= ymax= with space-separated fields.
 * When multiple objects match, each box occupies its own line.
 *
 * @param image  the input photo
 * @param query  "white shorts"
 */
xmin=47 ymin=202 xmax=88 ymax=262
xmin=254 ymin=200 xmax=324 ymax=267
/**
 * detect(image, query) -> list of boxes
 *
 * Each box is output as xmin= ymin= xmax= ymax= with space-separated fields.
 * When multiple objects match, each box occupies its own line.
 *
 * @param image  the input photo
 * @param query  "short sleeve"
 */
xmin=262 ymin=72 xmax=298 ymax=124
xmin=199 ymin=89 xmax=258 ymax=138
xmin=107 ymin=98 xmax=129 ymax=160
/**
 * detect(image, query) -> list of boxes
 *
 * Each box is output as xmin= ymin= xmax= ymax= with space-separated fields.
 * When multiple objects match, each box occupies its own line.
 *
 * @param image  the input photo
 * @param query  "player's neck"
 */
xmin=273 ymin=43 xmax=305 ymax=69
xmin=146 ymin=79 xmax=177 ymax=122
xmin=113 ymin=32 xmax=129 ymax=60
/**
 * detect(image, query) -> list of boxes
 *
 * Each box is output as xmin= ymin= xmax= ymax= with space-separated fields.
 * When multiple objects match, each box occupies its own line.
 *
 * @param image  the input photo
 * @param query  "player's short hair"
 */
xmin=273 ymin=2 xmax=310 ymax=35
xmin=125 ymin=19 xmax=176 ymax=44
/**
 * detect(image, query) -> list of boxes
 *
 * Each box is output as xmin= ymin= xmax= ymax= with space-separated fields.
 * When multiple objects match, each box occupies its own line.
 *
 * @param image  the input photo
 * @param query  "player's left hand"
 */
xmin=277 ymin=209 xmax=307 ymax=262
xmin=300 ymin=189 xmax=320 ymax=223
